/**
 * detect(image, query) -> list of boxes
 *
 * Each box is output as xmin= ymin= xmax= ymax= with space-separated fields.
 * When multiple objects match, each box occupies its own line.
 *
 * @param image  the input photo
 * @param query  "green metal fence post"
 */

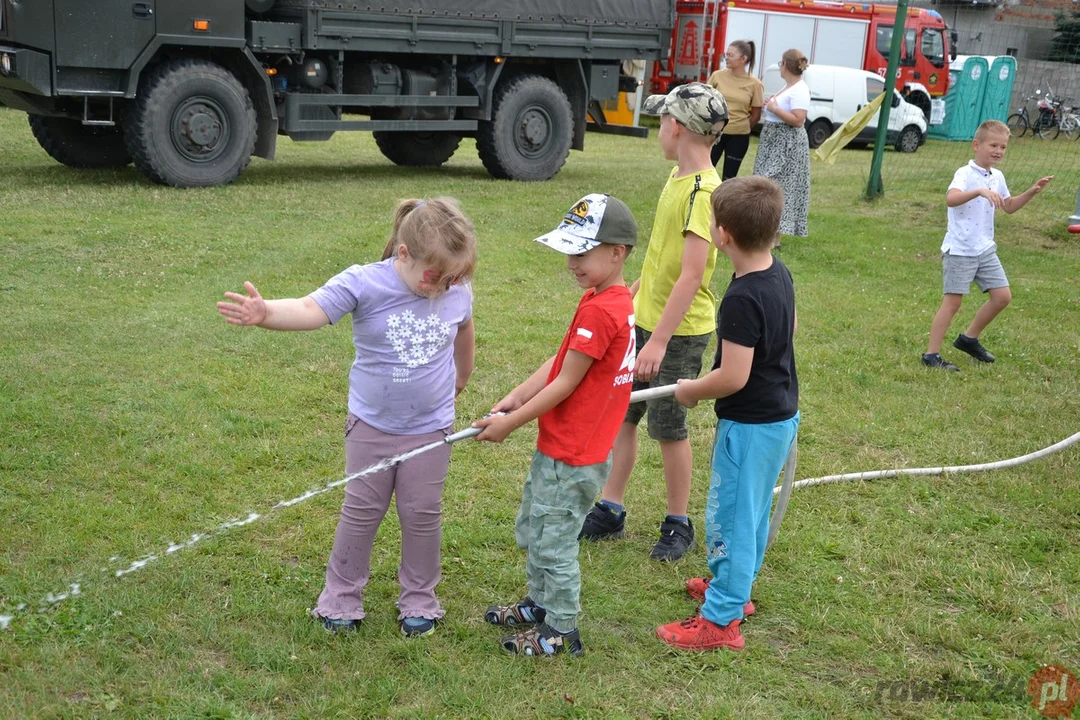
xmin=865 ymin=0 xmax=910 ymax=200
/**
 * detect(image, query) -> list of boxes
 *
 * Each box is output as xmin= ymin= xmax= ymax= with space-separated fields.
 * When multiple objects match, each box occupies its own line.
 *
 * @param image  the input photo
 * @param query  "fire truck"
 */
xmin=651 ymin=0 xmax=955 ymax=123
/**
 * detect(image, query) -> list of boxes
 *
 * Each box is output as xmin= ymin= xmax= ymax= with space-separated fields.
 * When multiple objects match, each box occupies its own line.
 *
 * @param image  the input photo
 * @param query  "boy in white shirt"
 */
xmin=922 ymin=120 xmax=1053 ymax=371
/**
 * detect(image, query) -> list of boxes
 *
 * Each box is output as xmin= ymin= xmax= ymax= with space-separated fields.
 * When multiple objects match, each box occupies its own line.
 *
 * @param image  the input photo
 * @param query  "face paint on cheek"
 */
xmin=418 ymin=269 xmax=441 ymax=291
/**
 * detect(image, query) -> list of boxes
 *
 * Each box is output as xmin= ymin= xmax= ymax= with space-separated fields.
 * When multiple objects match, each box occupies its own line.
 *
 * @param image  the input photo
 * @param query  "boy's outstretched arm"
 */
xmin=474 ymin=351 xmax=593 ymax=442
xmin=636 ymin=233 xmax=710 ymax=380
xmin=454 ymin=318 xmax=475 ymax=396
xmin=674 ymin=340 xmax=752 ymax=407
xmin=217 ymin=281 xmax=330 ymax=330
xmin=1003 ymin=175 xmax=1054 ymax=214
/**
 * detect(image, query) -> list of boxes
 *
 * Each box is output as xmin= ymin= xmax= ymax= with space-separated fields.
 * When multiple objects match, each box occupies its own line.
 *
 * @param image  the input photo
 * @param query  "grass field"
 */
xmin=1 ymin=106 xmax=1078 ymax=719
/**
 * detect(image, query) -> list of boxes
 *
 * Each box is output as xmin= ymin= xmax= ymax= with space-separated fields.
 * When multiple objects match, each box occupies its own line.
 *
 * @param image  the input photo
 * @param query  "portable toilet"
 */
xmin=937 ymin=55 xmax=990 ymax=141
xmin=979 ymin=55 xmax=1017 ymax=123
xmin=928 ymin=67 xmax=963 ymax=140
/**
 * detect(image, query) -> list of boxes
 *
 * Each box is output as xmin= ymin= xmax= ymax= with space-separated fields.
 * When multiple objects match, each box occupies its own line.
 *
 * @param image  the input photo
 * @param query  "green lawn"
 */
xmin=1 ymin=106 xmax=1078 ymax=719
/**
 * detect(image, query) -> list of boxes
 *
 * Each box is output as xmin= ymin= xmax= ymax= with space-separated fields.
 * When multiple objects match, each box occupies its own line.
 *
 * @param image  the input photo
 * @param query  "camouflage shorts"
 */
xmin=514 ymin=450 xmax=610 ymax=633
xmin=624 ymin=327 xmax=711 ymax=442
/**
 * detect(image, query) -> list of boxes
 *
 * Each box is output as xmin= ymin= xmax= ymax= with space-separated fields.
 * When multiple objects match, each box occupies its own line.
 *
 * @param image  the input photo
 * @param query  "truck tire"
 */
xmin=895 ymin=125 xmax=921 ymax=153
xmin=124 ymin=59 xmax=256 ymax=188
xmin=806 ymin=119 xmax=832 ymax=149
xmin=373 ymin=131 xmax=461 ymax=166
xmin=477 ymin=75 xmax=573 ymax=181
xmin=28 ymin=115 xmax=132 ymax=168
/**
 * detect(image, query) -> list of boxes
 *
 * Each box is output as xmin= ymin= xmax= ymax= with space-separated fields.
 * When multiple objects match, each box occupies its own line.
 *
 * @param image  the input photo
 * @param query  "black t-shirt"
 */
xmin=713 ymin=257 xmax=799 ymax=423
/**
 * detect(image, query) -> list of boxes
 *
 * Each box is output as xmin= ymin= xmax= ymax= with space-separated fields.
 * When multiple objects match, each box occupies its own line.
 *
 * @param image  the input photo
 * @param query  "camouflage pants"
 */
xmin=514 ymin=450 xmax=611 ymax=633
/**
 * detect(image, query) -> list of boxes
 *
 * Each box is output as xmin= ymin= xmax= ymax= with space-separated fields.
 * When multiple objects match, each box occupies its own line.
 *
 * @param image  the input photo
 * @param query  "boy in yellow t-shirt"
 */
xmin=580 ymin=82 xmax=729 ymax=562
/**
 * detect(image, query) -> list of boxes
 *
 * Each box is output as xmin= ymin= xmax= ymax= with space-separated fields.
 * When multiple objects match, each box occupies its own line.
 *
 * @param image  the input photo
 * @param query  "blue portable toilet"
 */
xmin=929 ymin=67 xmax=962 ymax=140
xmin=979 ymin=55 xmax=1017 ymax=123
xmin=933 ymin=55 xmax=990 ymax=141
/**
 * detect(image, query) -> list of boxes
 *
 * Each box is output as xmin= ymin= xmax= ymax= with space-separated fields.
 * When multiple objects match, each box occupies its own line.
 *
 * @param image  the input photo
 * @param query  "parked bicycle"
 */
xmin=1007 ymin=87 xmax=1040 ymax=138
xmin=1006 ymin=81 xmax=1066 ymax=139
xmin=1034 ymin=87 xmax=1078 ymax=140
xmin=1057 ymin=103 xmax=1080 ymax=141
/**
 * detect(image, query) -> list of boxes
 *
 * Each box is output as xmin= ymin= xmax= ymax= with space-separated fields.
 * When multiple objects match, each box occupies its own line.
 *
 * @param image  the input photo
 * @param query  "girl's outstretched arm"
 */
xmin=217 ymin=281 xmax=330 ymax=330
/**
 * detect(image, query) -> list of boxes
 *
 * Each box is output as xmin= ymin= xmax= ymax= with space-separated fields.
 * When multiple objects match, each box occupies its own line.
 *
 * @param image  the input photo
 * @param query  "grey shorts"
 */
xmin=942 ymin=248 xmax=1009 ymax=295
xmin=624 ymin=327 xmax=712 ymax=442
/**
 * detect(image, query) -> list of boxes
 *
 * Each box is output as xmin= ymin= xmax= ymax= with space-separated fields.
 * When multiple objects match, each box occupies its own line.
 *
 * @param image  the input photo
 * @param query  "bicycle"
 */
xmin=1036 ymin=87 xmax=1078 ymax=140
xmin=1057 ymin=103 xmax=1080 ymax=140
xmin=1007 ymin=91 xmax=1038 ymax=137
xmin=1006 ymin=81 xmax=1056 ymax=138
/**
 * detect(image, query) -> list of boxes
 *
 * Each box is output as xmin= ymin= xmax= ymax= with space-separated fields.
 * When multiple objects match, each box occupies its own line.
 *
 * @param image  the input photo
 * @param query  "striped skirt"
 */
xmin=753 ymin=121 xmax=810 ymax=237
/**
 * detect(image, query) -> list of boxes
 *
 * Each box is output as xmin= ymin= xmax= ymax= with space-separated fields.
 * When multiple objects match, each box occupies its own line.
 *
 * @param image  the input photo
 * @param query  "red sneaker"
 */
xmin=685 ymin=578 xmax=755 ymax=617
xmin=656 ymin=615 xmax=744 ymax=651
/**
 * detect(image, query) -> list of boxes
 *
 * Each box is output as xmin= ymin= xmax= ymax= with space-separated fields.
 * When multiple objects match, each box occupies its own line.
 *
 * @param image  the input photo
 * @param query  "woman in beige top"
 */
xmin=706 ymin=40 xmax=764 ymax=180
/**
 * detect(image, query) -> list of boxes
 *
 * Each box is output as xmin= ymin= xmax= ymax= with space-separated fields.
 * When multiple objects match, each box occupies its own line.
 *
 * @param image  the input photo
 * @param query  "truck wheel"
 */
xmin=895 ymin=125 xmax=921 ymax=153
xmin=28 ymin=115 xmax=132 ymax=168
xmin=477 ymin=75 xmax=573 ymax=181
xmin=124 ymin=59 xmax=256 ymax=188
xmin=373 ymin=131 xmax=461 ymax=166
xmin=806 ymin=119 xmax=832 ymax=149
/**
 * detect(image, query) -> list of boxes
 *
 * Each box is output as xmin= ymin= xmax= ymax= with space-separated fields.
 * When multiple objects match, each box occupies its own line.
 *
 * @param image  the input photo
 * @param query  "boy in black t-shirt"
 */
xmin=656 ymin=176 xmax=800 ymax=651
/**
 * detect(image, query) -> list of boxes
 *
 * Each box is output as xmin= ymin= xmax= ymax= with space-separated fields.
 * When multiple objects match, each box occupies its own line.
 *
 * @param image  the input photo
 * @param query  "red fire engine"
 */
xmin=652 ymin=0 xmax=954 ymax=120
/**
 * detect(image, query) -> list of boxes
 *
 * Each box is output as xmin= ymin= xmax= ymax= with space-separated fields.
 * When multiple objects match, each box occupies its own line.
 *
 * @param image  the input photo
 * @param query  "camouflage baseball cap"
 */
xmin=642 ymin=82 xmax=728 ymax=137
xmin=534 ymin=193 xmax=637 ymax=255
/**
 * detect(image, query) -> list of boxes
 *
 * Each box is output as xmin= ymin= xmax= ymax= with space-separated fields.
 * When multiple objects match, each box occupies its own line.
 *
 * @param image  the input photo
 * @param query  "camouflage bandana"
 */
xmin=642 ymin=82 xmax=728 ymax=138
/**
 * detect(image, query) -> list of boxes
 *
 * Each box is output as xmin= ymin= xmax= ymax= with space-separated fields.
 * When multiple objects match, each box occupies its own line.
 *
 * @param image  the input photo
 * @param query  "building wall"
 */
xmin=1009 ymin=58 xmax=1080 ymax=113
xmin=910 ymin=0 xmax=1063 ymax=60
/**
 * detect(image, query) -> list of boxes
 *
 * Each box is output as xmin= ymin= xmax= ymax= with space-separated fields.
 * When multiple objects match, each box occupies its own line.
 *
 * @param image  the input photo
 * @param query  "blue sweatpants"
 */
xmin=701 ymin=413 xmax=799 ymax=626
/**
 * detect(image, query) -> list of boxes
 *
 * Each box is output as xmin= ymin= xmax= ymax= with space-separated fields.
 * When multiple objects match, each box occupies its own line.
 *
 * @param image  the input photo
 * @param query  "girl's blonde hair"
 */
xmin=781 ymin=49 xmax=809 ymax=76
xmin=381 ymin=197 xmax=478 ymax=289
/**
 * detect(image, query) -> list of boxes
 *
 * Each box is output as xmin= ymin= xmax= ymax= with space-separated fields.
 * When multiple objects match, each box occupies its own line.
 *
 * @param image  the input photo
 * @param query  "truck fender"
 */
xmin=235 ymin=47 xmax=278 ymax=161
xmin=903 ymin=81 xmax=930 ymax=99
xmin=554 ymin=61 xmax=587 ymax=152
xmin=125 ymin=41 xmax=277 ymax=161
xmin=900 ymin=82 xmax=932 ymax=123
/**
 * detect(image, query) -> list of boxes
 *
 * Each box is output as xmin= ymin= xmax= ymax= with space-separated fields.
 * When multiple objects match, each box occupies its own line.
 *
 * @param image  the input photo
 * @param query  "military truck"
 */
xmin=0 ymin=0 xmax=671 ymax=187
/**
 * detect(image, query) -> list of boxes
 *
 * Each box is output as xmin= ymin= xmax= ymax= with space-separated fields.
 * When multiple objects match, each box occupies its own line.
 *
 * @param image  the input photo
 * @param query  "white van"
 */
xmin=762 ymin=64 xmax=927 ymax=153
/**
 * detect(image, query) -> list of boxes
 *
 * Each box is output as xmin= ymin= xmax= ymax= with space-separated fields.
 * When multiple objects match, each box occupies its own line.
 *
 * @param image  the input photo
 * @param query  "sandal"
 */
xmin=501 ymin=623 xmax=584 ymax=657
xmin=485 ymin=597 xmax=546 ymax=626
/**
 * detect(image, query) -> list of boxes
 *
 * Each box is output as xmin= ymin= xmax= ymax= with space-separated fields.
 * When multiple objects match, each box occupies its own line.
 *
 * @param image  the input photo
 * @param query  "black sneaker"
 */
xmin=579 ymin=502 xmax=625 ymax=541
xmin=318 ymin=616 xmax=361 ymax=632
xmin=400 ymin=617 xmax=436 ymax=637
xmin=953 ymin=334 xmax=996 ymax=363
xmin=650 ymin=517 xmax=696 ymax=562
xmin=921 ymin=353 xmax=959 ymax=372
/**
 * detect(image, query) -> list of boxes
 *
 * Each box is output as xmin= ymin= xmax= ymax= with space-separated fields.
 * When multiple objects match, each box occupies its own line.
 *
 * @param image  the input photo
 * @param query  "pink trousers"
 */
xmin=314 ymin=414 xmax=451 ymax=621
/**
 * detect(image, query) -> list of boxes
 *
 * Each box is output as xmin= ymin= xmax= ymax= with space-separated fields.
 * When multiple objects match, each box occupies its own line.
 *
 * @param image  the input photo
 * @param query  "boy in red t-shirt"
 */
xmin=473 ymin=193 xmax=637 ymax=656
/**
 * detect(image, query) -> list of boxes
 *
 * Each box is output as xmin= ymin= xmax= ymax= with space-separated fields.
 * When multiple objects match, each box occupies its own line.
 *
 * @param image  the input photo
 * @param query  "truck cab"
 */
xmin=865 ymin=6 xmax=950 ymax=119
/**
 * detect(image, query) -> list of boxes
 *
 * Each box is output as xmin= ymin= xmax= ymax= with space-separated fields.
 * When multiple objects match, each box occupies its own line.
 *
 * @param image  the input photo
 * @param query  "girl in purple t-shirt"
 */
xmin=217 ymin=198 xmax=476 ymax=637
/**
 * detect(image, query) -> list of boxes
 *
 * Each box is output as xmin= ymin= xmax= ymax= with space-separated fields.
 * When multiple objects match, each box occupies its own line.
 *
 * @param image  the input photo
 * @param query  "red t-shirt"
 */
xmin=537 ymin=285 xmax=636 ymax=466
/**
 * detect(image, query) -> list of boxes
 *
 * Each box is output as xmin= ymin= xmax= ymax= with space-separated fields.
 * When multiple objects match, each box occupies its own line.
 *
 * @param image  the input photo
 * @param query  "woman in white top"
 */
xmin=753 ymin=48 xmax=811 ymax=238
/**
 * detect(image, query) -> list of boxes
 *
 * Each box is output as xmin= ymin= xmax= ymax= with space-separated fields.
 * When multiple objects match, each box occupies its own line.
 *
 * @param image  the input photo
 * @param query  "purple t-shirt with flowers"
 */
xmin=309 ymin=258 xmax=472 ymax=435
